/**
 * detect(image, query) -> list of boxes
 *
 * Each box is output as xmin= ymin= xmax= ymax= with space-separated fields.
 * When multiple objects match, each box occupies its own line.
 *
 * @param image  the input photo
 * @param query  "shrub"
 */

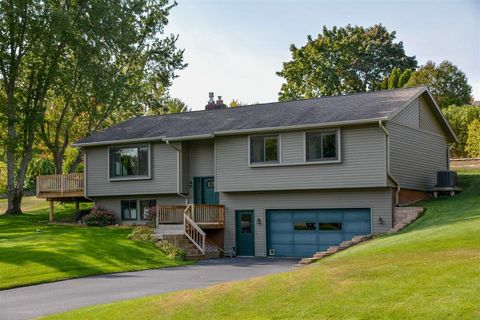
xmin=83 ymin=206 xmax=115 ymax=226
xmin=128 ymin=226 xmax=154 ymax=242
xmin=156 ymin=240 xmax=187 ymax=261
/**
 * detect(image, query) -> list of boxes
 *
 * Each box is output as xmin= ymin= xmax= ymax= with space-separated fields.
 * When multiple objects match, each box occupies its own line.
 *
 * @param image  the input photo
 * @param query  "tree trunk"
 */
xmin=5 ymin=188 xmax=23 ymax=215
xmin=5 ymin=84 xmax=20 ymax=215
xmin=68 ymin=151 xmax=83 ymax=174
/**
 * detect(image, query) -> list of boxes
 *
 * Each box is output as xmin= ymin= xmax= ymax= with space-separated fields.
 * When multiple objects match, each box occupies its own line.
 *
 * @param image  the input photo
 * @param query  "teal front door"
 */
xmin=193 ymin=177 xmax=219 ymax=205
xmin=235 ymin=210 xmax=255 ymax=256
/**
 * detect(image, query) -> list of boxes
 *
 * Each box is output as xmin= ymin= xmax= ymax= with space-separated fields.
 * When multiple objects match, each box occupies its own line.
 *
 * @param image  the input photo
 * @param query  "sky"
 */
xmin=165 ymin=0 xmax=480 ymax=110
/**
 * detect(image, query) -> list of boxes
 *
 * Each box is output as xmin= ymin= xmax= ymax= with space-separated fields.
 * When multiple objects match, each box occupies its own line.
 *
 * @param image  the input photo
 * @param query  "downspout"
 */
xmin=447 ymin=145 xmax=454 ymax=170
xmin=165 ymin=141 xmax=189 ymax=205
xmin=379 ymin=121 xmax=400 ymax=206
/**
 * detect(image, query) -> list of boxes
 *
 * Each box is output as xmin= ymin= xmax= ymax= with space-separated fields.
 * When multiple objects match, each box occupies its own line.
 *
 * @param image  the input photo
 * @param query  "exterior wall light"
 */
xmin=377 ymin=216 xmax=384 ymax=224
xmin=256 ymin=217 xmax=262 ymax=225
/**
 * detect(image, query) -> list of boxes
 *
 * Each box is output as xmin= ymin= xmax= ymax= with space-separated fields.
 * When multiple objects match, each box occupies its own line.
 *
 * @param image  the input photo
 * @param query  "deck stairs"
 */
xmin=154 ymin=204 xmax=225 ymax=259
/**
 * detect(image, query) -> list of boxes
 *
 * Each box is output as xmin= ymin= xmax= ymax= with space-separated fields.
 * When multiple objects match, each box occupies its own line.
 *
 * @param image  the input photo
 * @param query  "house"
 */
xmin=66 ymin=86 xmax=456 ymax=258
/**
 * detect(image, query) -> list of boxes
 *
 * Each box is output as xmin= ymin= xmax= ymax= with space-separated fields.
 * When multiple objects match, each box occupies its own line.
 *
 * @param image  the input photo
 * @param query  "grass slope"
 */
xmin=44 ymin=170 xmax=480 ymax=320
xmin=0 ymin=197 xmax=191 ymax=290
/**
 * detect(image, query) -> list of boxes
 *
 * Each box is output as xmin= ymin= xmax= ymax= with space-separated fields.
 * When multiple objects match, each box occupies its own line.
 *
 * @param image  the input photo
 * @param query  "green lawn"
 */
xmin=44 ymin=170 xmax=480 ymax=320
xmin=0 ymin=197 xmax=191 ymax=290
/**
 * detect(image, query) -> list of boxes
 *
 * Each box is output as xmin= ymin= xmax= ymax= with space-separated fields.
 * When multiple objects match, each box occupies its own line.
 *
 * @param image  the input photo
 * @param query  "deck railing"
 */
xmin=156 ymin=205 xmax=186 ymax=224
xmin=36 ymin=173 xmax=84 ymax=195
xmin=187 ymin=204 xmax=225 ymax=224
xmin=156 ymin=204 xmax=225 ymax=225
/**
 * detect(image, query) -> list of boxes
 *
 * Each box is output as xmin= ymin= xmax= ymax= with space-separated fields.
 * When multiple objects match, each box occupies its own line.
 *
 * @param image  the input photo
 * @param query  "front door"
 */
xmin=236 ymin=210 xmax=255 ymax=256
xmin=193 ymin=177 xmax=219 ymax=205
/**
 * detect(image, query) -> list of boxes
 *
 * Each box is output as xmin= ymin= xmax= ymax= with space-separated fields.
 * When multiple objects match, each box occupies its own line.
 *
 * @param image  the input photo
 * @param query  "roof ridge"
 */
xmin=141 ymin=86 xmax=427 ymax=119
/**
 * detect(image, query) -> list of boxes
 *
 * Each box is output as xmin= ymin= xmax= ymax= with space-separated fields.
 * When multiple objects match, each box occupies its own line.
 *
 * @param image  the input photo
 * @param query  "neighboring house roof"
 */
xmin=74 ymin=86 xmax=456 ymax=146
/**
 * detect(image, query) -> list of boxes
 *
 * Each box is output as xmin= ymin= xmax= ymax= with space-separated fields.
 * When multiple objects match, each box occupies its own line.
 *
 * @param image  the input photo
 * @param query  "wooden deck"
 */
xmin=36 ymin=173 xmax=91 ymax=221
xmin=37 ymin=173 xmax=86 ymax=200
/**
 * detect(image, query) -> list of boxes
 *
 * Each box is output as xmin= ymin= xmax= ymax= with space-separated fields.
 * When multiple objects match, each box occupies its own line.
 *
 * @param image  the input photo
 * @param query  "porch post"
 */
xmin=75 ymin=201 xmax=80 ymax=214
xmin=49 ymin=200 xmax=54 ymax=222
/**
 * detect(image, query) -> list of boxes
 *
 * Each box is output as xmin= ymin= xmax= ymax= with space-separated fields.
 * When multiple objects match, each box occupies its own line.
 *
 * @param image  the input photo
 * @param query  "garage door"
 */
xmin=266 ymin=209 xmax=371 ymax=257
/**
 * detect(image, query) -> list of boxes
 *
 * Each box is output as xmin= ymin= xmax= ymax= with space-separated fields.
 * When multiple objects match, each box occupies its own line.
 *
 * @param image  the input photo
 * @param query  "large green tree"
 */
xmin=0 ymin=0 xmax=185 ymax=214
xmin=405 ymin=60 xmax=472 ymax=108
xmin=442 ymin=105 xmax=480 ymax=158
xmin=277 ymin=24 xmax=417 ymax=100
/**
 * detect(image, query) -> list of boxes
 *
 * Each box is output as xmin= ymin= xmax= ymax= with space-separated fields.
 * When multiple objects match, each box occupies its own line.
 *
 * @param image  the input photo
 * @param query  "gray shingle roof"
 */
xmin=75 ymin=86 xmax=428 ymax=145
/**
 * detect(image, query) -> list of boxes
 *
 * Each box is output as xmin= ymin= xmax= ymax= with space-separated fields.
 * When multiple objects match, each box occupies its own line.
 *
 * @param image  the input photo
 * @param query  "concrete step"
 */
xmin=326 ymin=246 xmax=340 ymax=254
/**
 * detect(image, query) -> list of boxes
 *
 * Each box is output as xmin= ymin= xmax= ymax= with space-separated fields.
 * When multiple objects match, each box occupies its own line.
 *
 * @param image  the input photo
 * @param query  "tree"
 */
xmin=465 ymin=119 xmax=480 ymax=158
xmin=406 ymin=61 xmax=472 ymax=108
xmin=0 ymin=0 xmax=185 ymax=214
xmin=398 ymin=69 xmax=412 ymax=87
xmin=229 ymin=99 xmax=246 ymax=107
xmin=147 ymin=97 xmax=190 ymax=115
xmin=442 ymin=105 xmax=480 ymax=157
xmin=277 ymin=24 xmax=417 ymax=100
xmin=388 ymin=68 xmax=401 ymax=89
xmin=164 ymin=98 xmax=190 ymax=114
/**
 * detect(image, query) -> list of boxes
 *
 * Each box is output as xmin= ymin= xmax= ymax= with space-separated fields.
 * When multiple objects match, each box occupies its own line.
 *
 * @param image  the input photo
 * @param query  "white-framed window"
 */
xmin=108 ymin=145 xmax=150 ymax=180
xmin=305 ymin=130 xmax=340 ymax=162
xmin=249 ymin=135 xmax=279 ymax=164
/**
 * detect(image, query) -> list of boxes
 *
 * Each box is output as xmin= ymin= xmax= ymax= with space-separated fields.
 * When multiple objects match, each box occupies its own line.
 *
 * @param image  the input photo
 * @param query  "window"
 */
xmin=306 ymin=131 xmax=338 ymax=162
xmin=319 ymin=222 xmax=342 ymax=231
xmin=109 ymin=145 xmax=150 ymax=179
xmin=241 ymin=214 xmax=252 ymax=234
xmin=140 ymin=200 xmax=156 ymax=221
xmin=121 ymin=200 xmax=137 ymax=221
xmin=294 ymin=222 xmax=317 ymax=230
xmin=250 ymin=135 xmax=279 ymax=164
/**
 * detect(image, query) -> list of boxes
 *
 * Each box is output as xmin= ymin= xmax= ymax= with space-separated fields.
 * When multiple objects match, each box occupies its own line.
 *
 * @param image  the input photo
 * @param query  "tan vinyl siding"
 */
xmin=188 ymin=140 xmax=214 ymax=179
xmin=187 ymin=140 xmax=215 ymax=201
xmin=392 ymin=98 xmax=420 ymax=128
xmin=419 ymin=96 xmax=445 ymax=135
xmin=388 ymin=121 xmax=448 ymax=191
xmin=85 ymin=142 xmax=178 ymax=197
xmin=180 ymin=144 xmax=190 ymax=193
xmin=220 ymin=188 xmax=392 ymax=256
xmin=215 ymin=125 xmax=387 ymax=192
xmin=95 ymin=194 xmax=185 ymax=224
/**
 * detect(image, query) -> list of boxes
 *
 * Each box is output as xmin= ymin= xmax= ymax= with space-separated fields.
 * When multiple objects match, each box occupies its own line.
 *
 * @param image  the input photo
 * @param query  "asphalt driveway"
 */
xmin=0 ymin=257 xmax=296 ymax=320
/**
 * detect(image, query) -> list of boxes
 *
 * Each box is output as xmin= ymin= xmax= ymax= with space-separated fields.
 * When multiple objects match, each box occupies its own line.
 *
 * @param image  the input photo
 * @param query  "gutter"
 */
xmin=165 ymin=141 xmax=189 ymax=205
xmin=81 ymin=149 xmax=95 ymax=202
xmin=378 ymin=120 xmax=400 ymax=206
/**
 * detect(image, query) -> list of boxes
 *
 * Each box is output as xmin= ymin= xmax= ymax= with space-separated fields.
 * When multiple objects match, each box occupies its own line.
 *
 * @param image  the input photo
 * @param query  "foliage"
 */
xmin=0 ymin=0 xmax=186 ymax=213
xmin=398 ymin=68 xmax=412 ymax=87
xmin=442 ymin=105 xmax=480 ymax=157
xmin=406 ymin=60 xmax=472 ymax=108
xmin=465 ymin=119 xmax=480 ymax=158
xmin=229 ymin=99 xmax=246 ymax=107
xmin=387 ymin=67 xmax=401 ymax=89
xmin=43 ymin=170 xmax=480 ymax=320
xmin=147 ymin=97 xmax=190 ymax=115
xmin=24 ymin=157 xmax=56 ymax=190
xmin=0 ymin=161 xmax=6 ymax=195
xmin=128 ymin=226 xmax=154 ymax=242
xmin=0 ymin=196 xmax=191 ymax=289
xmin=277 ymin=24 xmax=417 ymax=100
xmin=83 ymin=207 xmax=116 ymax=227
xmin=156 ymin=240 xmax=187 ymax=261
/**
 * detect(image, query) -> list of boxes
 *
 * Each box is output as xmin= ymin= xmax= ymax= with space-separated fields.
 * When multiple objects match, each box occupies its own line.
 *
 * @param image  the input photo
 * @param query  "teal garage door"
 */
xmin=266 ymin=209 xmax=371 ymax=257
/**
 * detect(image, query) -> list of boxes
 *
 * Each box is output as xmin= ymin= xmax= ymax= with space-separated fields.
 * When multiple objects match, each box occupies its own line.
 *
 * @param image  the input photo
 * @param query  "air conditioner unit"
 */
xmin=437 ymin=171 xmax=457 ymax=187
